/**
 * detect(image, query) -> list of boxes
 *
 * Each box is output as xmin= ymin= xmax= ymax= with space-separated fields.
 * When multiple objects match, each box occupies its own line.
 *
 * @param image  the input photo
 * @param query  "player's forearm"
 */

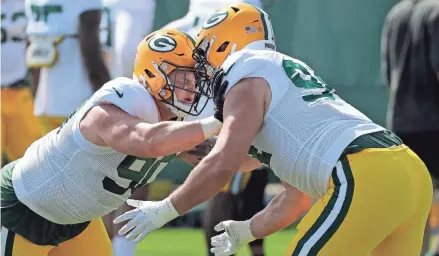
xmin=170 ymin=151 xmax=239 ymax=215
xmin=250 ymin=189 xmax=302 ymax=239
xmin=138 ymin=120 xmax=208 ymax=158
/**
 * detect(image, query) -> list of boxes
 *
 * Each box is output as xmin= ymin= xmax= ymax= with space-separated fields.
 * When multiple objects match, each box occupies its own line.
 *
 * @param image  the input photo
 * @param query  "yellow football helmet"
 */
xmin=133 ymin=29 xmax=209 ymax=117
xmin=193 ymin=3 xmax=276 ymax=76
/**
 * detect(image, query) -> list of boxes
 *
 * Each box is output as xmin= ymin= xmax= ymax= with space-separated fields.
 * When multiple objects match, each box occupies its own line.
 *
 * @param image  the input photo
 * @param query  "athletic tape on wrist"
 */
xmin=200 ymin=116 xmax=222 ymax=139
xmin=159 ymin=197 xmax=179 ymax=220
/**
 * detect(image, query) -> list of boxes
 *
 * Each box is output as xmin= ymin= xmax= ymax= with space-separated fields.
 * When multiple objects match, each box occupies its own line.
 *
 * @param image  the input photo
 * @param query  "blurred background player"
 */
xmin=25 ymin=0 xmax=110 ymax=134
xmin=101 ymin=0 xmax=156 ymax=78
xmin=382 ymin=0 xmax=439 ymax=254
xmin=1 ymin=0 xmax=42 ymax=167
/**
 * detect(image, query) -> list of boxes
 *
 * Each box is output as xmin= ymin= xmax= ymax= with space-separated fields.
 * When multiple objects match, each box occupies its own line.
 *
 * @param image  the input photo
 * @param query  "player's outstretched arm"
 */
xmin=112 ymin=77 xmax=269 ymax=243
xmin=209 ymin=182 xmax=311 ymax=256
xmin=169 ymin=77 xmax=269 ymax=214
xmin=249 ymin=181 xmax=312 ymax=238
xmin=81 ymin=103 xmax=222 ymax=158
xmin=177 ymin=137 xmax=262 ymax=169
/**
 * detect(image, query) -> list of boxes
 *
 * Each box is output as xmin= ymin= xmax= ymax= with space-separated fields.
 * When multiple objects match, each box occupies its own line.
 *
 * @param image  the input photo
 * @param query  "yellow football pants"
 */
xmin=38 ymin=116 xmax=65 ymax=135
xmin=287 ymin=145 xmax=432 ymax=256
xmin=1 ymin=87 xmax=43 ymax=164
xmin=1 ymin=219 xmax=112 ymax=256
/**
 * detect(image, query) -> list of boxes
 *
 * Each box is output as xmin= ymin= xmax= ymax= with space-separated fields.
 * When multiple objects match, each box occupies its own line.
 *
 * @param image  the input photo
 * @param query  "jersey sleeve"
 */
xmin=70 ymin=77 xmax=158 ymax=153
xmin=221 ymin=50 xmax=282 ymax=96
xmin=92 ymin=77 xmax=160 ymax=123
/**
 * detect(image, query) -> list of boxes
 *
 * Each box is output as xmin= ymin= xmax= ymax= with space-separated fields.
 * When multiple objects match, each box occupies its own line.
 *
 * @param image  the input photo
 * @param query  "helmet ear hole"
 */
xmin=144 ymin=69 xmax=155 ymax=78
xmin=217 ymin=41 xmax=230 ymax=52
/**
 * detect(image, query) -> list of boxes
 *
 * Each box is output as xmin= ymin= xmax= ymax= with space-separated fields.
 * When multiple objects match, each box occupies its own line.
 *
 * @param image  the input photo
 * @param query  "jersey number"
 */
xmin=1 ymin=11 xmax=26 ymax=44
xmin=282 ymin=59 xmax=335 ymax=102
xmin=102 ymin=154 xmax=176 ymax=195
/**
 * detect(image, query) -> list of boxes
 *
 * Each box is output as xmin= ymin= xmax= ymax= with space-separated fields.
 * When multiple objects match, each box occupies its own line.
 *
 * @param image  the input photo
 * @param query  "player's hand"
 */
xmin=210 ymin=220 xmax=256 ymax=256
xmin=211 ymin=68 xmax=228 ymax=122
xmin=113 ymin=198 xmax=179 ymax=243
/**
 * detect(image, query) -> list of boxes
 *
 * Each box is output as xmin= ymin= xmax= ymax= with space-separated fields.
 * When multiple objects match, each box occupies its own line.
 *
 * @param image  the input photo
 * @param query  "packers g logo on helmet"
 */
xmin=202 ymin=10 xmax=228 ymax=29
xmin=148 ymin=35 xmax=177 ymax=52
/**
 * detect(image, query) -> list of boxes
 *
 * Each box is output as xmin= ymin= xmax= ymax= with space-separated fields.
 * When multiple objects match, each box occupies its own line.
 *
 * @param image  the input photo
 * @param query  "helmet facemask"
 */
xmin=155 ymin=60 xmax=210 ymax=117
xmin=193 ymin=38 xmax=219 ymax=100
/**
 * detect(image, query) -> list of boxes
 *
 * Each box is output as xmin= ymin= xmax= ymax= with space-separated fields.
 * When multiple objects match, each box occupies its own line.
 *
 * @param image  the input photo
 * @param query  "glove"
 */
xmin=210 ymin=220 xmax=256 ymax=256
xmin=113 ymin=198 xmax=179 ymax=243
xmin=211 ymin=68 xmax=229 ymax=122
xmin=186 ymin=137 xmax=216 ymax=160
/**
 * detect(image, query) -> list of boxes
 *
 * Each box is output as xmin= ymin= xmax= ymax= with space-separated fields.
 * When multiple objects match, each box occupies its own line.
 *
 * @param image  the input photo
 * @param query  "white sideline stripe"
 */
xmin=1 ymin=227 xmax=9 ymax=256
xmin=298 ymin=161 xmax=347 ymax=255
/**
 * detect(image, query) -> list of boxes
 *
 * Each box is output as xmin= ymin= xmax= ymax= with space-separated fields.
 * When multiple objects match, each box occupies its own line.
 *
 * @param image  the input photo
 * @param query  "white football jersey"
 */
xmin=25 ymin=0 xmax=102 ymax=116
xmin=11 ymin=77 xmax=172 ymax=224
xmin=162 ymin=0 xmax=262 ymax=37
xmin=1 ymin=0 xmax=27 ymax=86
xmin=221 ymin=49 xmax=385 ymax=198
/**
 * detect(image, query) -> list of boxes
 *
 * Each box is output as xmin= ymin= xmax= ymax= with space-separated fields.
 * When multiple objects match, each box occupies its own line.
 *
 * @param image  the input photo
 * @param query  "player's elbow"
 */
xmin=142 ymin=142 xmax=167 ymax=158
xmin=139 ymin=130 xmax=165 ymax=158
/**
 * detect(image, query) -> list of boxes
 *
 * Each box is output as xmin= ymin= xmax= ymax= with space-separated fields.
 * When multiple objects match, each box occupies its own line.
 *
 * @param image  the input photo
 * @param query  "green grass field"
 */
xmin=136 ymin=228 xmax=297 ymax=256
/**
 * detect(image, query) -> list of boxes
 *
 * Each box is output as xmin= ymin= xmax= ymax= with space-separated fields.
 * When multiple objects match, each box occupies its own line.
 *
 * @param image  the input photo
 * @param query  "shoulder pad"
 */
xmin=94 ymin=77 xmax=159 ymax=123
xmin=220 ymin=50 xmax=277 ymax=96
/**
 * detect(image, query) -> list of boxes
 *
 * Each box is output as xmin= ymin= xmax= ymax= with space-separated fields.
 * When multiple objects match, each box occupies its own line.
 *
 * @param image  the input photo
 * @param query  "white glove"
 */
xmin=210 ymin=220 xmax=256 ymax=256
xmin=113 ymin=198 xmax=179 ymax=243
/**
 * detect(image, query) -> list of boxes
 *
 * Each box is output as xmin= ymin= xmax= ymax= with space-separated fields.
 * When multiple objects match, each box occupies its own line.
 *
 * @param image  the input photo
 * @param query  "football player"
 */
xmin=0 ymin=29 xmax=226 ymax=256
xmin=1 ymin=0 xmax=42 ymax=167
xmin=25 ymin=0 xmax=111 ymax=134
xmin=115 ymin=4 xmax=433 ymax=256
xmin=162 ymin=1 xmax=278 ymax=255
xmin=98 ymin=2 xmax=157 ymax=256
